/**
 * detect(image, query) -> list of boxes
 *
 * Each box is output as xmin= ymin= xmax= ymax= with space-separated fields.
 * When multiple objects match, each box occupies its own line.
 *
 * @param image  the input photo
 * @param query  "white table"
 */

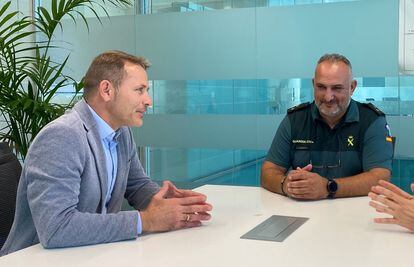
xmin=0 ymin=185 xmax=412 ymax=267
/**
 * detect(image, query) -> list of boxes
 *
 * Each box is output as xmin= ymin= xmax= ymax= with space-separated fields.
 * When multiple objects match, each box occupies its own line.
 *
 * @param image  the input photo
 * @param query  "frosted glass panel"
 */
xmin=52 ymin=1 xmax=398 ymax=80
xmin=49 ymin=15 xmax=137 ymax=81
xmin=135 ymin=8 xmax=256 ymax=80
xmin=150 ymin=0 xmax=359 ymax=13
xmin=256 ymin=0 xmax=398 ymax=79
xmin=133 ymin=0 xmax=399 ymax=80
xmin=39 ymin=0 xmax=414 ymax=191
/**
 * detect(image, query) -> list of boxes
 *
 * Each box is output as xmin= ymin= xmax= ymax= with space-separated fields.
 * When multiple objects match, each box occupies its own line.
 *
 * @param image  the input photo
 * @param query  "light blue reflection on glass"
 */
xmin=151 ymin=0 xmax=359 ymax=13
xmin=150 ymin=76 xmax=414 ymax=116
xmin=149 ymin=147 xmax=265 ymax=188
xmin=151 ymin=78 xmax=316 ymax=115
xmin=145 ymin=76 xmax=414 ymax=191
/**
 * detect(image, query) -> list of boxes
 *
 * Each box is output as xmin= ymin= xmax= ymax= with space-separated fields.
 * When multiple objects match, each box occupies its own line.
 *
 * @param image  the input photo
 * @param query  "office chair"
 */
xmin=0 ymin=142 xmax=21 ymax=249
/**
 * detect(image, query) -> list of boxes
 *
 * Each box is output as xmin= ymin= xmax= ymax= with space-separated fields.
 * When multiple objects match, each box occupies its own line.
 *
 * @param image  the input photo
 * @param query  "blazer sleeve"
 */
xmin=25 ymin=122 xmax=141 ymax=249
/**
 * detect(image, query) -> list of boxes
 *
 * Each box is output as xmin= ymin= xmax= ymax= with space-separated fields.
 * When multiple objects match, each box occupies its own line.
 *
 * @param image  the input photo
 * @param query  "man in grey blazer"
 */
xmin=1 ymin=51 xmax=212 ymax=256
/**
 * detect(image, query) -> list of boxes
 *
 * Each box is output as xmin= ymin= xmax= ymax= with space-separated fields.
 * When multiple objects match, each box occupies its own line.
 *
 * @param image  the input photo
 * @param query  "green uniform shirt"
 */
xmin=266 ymin=99 xmax=393 ymax=179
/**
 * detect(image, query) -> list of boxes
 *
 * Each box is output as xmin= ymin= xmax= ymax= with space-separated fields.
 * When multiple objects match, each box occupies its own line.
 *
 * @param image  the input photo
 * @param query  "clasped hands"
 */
xmin=283 ymin=164 xmax=328 ymax=200
xmin=140 ymin=181 xmax=213 ymax=233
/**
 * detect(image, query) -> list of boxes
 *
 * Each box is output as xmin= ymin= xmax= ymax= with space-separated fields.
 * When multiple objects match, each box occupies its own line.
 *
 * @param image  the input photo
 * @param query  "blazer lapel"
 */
xmin=73 ymin=100 xmax=108 ymax=213
xmin=107 ymin=128 xmax=127 ymax=212
xmin=87 ymin=130 xmax=108 ymax=213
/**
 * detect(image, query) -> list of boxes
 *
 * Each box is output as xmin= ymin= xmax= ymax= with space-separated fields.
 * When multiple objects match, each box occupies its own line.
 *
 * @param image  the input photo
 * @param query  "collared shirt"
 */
xmin=87 ymin=105 xmax=119 ymax=212
xmin=87 ymin=105 xmax=143 ymax=234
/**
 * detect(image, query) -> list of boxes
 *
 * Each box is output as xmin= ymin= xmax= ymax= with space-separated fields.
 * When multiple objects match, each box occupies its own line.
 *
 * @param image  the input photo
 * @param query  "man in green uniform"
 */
xmin=261 ymin=53 xmax=393 ymax=200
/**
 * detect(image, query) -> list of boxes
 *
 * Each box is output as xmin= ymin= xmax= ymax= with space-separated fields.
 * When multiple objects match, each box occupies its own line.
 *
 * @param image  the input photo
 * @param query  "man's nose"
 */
xmin=144 ymin=91 xmax=152 ymax=107
xmin=324 ymin=88 xmax=335 ymax=102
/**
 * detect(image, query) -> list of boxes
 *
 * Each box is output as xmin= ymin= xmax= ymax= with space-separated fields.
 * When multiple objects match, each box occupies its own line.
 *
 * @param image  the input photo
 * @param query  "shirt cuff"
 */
xmin=137 ymin=211 xmax=143 ymax=235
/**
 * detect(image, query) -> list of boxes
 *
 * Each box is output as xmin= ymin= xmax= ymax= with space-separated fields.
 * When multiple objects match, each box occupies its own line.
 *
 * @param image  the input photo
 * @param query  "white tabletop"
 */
xmin=1 ymin=185 xmax=412 ymax=267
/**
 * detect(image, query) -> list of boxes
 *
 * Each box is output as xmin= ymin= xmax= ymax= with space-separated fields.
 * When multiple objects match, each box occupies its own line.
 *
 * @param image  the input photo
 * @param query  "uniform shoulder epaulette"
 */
xmin=362 ymin=102 xmax=385 ymax=116
xmin=287 ymin=102 xmax=310 ymax=114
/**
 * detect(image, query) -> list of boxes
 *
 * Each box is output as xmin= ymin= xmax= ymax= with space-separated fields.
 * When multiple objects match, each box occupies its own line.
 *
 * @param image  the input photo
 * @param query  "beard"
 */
xmin=316 ymin=98 xmax=351 ymax=118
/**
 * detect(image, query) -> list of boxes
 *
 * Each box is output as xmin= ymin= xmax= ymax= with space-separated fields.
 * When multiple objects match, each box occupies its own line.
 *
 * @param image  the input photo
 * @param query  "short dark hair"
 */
xmin=317 ymin=53 xmax=352 ymax=71
xmin=83 ymin=50 xmax=150 ymax=98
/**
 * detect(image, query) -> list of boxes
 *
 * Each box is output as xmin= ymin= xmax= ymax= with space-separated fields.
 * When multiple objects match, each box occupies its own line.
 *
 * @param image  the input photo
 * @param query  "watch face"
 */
xmin=328 ymin=180 xmax=338 ymax=193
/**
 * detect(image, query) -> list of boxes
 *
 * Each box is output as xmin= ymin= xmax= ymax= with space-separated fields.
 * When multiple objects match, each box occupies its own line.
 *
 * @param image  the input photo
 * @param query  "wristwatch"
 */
xmin=327 ymin=178 xmax=338 ymax=199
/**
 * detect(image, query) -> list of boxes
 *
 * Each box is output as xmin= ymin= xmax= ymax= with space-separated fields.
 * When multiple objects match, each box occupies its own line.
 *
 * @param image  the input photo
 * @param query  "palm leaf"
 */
xmin=0 ymin=0 xmax=132 ymax=160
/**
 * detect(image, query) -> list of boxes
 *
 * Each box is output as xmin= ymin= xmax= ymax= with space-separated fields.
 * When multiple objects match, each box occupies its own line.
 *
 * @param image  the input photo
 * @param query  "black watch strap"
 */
xmin=327 ymin=179 xmax=338 ymax=199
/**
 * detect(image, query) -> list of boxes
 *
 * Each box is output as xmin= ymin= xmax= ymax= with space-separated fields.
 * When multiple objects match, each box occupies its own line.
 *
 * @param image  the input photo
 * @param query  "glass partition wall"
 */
xmin=146 ymin=75 xmax=414 ymax=189
xmin=31 ymin=0 xmax=414 ymax=191
xmin=36 ymin=0 xmax=360 ymax=16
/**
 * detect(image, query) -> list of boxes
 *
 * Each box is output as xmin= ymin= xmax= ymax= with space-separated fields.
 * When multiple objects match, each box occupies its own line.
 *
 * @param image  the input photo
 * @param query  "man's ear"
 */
xmin=98 ymin=80 xmax=113 ymax=101
xmin=350 ymin=79 xmax=357 ymax=95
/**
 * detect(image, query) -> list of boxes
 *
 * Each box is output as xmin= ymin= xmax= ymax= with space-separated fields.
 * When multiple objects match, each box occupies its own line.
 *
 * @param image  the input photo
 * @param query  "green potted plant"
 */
xmin=0 ymin=0 xmax=131 ymax=160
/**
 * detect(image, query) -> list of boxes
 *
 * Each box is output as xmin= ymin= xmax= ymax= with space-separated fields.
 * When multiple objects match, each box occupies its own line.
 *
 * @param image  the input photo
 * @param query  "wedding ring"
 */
xmin=185 ymin=214 xmax=190 ymax=222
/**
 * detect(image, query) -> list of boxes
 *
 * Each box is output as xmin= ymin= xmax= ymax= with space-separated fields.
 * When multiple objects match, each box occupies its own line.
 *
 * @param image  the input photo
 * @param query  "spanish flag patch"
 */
xmin=385 ymin=124 xmax=393 ymax=142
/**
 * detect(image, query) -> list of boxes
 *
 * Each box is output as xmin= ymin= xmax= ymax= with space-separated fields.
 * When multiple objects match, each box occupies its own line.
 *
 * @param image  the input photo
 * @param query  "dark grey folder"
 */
xmin=241 ymin=215 xmax=308 ymax=242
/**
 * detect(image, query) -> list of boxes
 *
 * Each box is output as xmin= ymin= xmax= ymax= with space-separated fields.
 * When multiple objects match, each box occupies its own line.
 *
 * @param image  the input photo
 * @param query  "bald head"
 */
xmin=316 ymin=53 xmax=353 ymax=79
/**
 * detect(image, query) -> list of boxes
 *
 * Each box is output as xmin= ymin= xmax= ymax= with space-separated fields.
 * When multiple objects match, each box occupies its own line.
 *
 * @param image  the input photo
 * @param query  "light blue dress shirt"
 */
xmin=87 ymin=105 xmax=142 ymax=234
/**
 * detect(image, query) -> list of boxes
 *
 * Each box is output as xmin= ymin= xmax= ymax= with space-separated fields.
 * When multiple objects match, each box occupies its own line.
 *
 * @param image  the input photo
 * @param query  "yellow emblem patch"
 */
xmin=347 ymin=136 xmax=354 ymax=147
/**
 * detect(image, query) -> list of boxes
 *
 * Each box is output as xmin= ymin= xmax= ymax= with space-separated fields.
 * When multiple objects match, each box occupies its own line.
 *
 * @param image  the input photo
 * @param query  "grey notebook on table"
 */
xmin=241 ymin=215 xmax=308 ymax=242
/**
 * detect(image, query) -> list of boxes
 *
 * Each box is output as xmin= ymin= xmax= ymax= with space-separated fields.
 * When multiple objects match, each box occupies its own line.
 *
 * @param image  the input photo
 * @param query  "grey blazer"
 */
xmin=0 ymin=99 xmax=159 ymax=256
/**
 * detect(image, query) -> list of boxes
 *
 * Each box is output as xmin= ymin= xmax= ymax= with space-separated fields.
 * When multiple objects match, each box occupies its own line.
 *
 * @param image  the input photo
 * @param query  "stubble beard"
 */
xmin=316 ymin=98 xmax=351 ymax=119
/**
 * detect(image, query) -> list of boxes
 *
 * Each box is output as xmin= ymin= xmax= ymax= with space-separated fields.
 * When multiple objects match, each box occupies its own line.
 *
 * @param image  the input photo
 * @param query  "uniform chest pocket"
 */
xmin=292 ymin=146 xmax=341 ymax=178
xmin=292 ymin=145 xmax=311 ymax=169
